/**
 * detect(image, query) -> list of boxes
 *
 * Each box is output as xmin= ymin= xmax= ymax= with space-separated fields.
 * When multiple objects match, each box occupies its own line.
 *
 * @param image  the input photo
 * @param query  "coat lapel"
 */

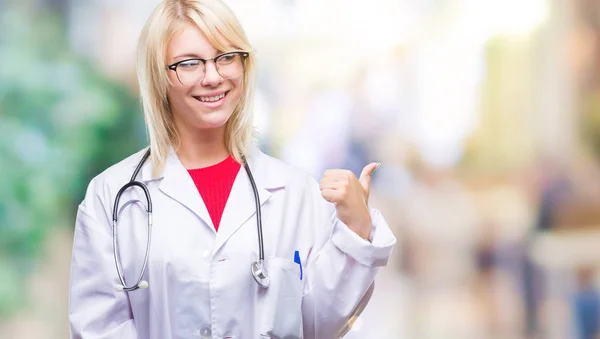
xmin=133 ymin=147 xmax=287 ymax=246
xmin=155 ymin=148 xmax=215 ymax=232
xmin=213 ymin=148 xmax=286 ymax=254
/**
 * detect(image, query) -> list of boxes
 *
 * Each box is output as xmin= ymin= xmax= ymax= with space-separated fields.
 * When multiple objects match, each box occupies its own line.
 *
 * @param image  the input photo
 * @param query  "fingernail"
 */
xmin=375 ymin=163 xmax=382 ymax=170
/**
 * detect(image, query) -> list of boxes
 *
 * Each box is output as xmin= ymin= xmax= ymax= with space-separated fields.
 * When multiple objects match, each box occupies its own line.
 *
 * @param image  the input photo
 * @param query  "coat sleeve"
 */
xmin=301 ymin=176 xmax=397 ymax=338
xmin=68 ymin=177 xmax=138 ymax=339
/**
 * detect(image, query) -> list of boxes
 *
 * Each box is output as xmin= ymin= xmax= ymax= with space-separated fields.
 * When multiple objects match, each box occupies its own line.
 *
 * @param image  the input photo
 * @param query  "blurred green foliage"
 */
xmin=0 ymin=5 xmax=146 ymax=317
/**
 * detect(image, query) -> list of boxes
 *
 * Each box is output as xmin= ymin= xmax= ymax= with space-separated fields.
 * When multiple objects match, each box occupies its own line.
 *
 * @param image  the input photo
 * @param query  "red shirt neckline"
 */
xmin=187 ymin=156 xmax=241 ymax=231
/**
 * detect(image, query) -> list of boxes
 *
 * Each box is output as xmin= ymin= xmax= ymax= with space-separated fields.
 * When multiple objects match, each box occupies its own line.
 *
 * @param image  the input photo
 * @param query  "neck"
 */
xmin=175 ymin=124 xmax=230 ymax=169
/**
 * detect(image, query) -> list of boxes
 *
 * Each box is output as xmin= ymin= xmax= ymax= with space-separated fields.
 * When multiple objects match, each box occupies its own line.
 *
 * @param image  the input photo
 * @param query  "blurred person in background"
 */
xmin=572 ymin=267 xmax=600 ymax=339
xmin=524 ymin=156 xmax=571 ymax=338
xmin=67 ymin=0 xmax=396 ymax=338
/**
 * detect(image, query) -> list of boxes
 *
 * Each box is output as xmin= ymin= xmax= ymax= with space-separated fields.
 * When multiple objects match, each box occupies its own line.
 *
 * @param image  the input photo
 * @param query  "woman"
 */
xmin=68 ymin=0 xmax=396 ymax=338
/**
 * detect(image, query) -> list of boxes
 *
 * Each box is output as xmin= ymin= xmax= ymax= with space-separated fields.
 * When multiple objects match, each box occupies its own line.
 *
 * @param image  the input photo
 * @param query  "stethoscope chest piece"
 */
xmin=251 ymin=260 xmax=270 ymax=288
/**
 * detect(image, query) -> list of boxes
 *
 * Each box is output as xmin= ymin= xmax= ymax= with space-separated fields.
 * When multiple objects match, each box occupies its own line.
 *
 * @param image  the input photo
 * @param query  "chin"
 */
xmin=196 ymin=109 xmax=233 ymax=129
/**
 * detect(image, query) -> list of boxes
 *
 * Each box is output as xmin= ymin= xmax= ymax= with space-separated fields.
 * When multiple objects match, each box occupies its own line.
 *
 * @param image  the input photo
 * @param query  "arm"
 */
xmin=68 ymin=178 xmax=137 ymax=339
xmin=301 ymin=177 xmax=396 ymax=338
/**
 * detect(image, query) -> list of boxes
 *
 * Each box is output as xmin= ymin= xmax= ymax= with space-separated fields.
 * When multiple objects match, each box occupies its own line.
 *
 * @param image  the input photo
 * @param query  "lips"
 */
xmin=193 ymin=91 xmax=229 ymax=103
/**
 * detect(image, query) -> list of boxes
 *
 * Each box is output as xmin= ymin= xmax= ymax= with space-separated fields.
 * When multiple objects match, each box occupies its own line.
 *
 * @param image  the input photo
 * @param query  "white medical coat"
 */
xmin=68 ymin=147 xmax=396 ymax=339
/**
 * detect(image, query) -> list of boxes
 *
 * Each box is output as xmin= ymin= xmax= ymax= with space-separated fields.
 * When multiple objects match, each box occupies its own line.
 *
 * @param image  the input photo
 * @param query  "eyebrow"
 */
xmin=172 ymin=47 xmax=239 ymax=61
xmin=173 ymin=53 xmax=203 ymax=60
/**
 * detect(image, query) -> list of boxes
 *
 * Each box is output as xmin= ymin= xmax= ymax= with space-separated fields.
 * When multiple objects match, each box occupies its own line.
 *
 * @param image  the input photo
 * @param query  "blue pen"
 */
xmin=293 ymin=250 xmax=303 ymax=280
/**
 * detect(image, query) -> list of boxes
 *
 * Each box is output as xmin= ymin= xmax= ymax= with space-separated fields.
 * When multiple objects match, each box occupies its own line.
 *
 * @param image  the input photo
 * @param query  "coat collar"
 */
xmin=130 ymin=146 xmax=286 ymax=253
xmin=133 ymin=146 xmax=286 ymax=190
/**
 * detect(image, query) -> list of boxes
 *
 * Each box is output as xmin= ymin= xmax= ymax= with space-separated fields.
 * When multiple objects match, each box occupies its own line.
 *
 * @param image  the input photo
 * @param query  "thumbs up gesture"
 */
xmin=319 ymin=163 xmax=380 ymax=240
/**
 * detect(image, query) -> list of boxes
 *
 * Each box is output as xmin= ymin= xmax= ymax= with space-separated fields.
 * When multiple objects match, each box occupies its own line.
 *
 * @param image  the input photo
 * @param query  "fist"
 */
xmin=319 ymin=163 xmax=380 ymax=240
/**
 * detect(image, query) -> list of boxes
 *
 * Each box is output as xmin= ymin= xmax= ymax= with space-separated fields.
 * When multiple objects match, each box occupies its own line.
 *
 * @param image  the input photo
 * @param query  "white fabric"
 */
xmin=68 ymin=147 xmax=396 ymax=339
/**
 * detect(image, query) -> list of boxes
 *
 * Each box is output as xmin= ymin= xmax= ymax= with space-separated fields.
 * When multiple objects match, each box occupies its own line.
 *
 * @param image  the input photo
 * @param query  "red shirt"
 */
xmin=187 ymin=156 xmax=241 ymax=232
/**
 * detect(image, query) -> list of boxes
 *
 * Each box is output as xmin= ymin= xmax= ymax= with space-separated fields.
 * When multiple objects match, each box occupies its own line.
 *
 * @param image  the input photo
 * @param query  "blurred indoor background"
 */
xmin=2 ymin=0 xmax=600 ymax=338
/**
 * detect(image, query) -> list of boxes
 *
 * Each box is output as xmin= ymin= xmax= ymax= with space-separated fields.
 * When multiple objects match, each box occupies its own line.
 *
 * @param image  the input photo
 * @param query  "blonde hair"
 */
xmin=136 ymin=0 xmax=256 ymax=176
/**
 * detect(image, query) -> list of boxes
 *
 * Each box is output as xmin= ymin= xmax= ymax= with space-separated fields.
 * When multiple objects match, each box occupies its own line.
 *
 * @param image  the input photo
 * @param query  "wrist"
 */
xmin=347 ymin=219 xmax=371 ymax=240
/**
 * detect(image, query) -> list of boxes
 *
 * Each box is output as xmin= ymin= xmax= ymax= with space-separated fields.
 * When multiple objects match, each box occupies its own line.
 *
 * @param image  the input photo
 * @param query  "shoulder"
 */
xmin=80 ymin=148 xmax=148 ymax=208
xmin=97 ymin=148 xmax=149 ymax=185
xmin=250 ymin=147 xmax=320 ymax=190
xmin=252 ymin=148 xmax=335 ymax=229
xmin=92 ymin=148 xmax=148 ymax=185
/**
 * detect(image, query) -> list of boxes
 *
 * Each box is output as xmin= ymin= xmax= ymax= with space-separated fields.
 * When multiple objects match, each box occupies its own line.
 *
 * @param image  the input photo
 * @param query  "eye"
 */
xmin=178 ymin=60 xmax=201 ymax=69
xmin=217 ymin=53 xmax=237 ymax=64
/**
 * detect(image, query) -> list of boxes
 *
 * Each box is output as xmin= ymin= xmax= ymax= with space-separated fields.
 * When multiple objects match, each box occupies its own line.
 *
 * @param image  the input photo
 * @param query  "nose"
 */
xmin=201 ymin=61 xmax=222 ymax=87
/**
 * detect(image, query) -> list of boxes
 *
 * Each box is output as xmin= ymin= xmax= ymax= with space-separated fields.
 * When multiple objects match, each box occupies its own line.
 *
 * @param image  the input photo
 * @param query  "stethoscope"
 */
xmin=112 ymin=148 xmax=270 ymax=292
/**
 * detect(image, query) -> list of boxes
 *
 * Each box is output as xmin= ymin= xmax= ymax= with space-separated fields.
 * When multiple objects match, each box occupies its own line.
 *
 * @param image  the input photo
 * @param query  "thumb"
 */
xmin=359 ymin=162 xmax=380 ymax=195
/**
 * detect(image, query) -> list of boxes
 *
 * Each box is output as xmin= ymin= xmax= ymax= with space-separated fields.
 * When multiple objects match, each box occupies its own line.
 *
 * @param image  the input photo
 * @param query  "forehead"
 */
xmin=167 ymin=22 xmax=213 ymax=59
xmin=166 ymin=21 xmax=231 ymax=61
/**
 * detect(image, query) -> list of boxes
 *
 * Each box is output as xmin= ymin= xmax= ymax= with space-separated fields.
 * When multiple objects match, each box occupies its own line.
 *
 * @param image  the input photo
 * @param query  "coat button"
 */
xmin=199 ymin=326 xmax=212 ymax=338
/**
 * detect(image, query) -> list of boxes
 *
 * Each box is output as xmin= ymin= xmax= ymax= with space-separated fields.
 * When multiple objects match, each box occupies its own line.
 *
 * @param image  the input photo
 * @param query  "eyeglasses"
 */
xmin=165 ymin=51 xmax=249 ymax=86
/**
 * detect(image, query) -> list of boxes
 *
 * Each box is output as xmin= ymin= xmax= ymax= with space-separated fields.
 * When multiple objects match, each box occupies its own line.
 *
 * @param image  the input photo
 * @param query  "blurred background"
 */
xmin=2 ymin=0 xmax=600 ymax=338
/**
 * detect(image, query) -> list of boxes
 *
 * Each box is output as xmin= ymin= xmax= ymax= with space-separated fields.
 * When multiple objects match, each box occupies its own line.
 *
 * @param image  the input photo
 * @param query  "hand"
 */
xmin=319 ymin=163 xmax=380 ymax=240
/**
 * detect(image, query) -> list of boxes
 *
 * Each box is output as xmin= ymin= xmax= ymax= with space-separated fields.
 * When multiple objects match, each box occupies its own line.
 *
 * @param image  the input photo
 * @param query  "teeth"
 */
xmin=198 ymin=92 xmax=226 ymax=102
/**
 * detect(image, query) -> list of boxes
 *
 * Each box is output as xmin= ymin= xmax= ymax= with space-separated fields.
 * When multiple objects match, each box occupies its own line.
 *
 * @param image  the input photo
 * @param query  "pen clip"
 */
xmin=293 ymin=250 xmax=303 ymax=280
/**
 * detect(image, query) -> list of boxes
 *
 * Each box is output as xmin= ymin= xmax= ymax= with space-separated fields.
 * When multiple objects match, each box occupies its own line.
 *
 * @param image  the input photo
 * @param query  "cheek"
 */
xmin=167 ymin=84 xmax=188 ymax=105
xmin=228 ymin=79 xmax=244 ymax=104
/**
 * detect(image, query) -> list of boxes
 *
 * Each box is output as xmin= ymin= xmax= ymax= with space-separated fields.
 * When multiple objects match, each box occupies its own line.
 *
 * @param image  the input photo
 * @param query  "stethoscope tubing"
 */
xmin=111 ymin=148 xmax=268 ymax=291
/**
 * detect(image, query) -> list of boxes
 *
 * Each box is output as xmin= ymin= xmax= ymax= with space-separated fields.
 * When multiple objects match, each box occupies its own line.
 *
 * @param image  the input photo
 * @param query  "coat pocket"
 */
xmin=257 ymin=257 xmax=304 ymax=339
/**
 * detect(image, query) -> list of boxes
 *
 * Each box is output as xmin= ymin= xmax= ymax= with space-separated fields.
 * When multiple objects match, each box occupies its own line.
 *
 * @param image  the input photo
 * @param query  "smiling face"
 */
xmin=165 ymin=21 xmax=244 ymax=135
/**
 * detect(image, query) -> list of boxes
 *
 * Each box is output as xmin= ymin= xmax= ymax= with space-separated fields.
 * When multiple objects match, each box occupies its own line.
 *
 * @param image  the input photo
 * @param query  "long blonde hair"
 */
xmin=136 ymin=0 xmax=256 ymax=176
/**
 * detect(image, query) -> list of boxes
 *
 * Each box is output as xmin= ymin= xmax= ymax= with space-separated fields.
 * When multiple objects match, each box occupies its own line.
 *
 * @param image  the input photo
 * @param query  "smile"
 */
xmin=194 ymin=91 xmax=228 ymax=103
